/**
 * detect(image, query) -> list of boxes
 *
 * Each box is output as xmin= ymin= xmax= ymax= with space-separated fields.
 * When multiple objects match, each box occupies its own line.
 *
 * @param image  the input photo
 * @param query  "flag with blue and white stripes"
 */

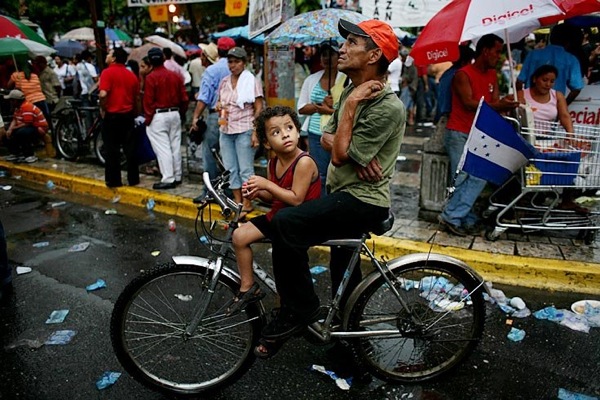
xmin=458 ymin=99 xmax=535 ymax=186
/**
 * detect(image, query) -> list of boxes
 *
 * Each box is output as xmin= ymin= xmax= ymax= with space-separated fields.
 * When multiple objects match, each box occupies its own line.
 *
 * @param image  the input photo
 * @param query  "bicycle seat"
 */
xmin=370 ymin=211 xmax=395 ymax=236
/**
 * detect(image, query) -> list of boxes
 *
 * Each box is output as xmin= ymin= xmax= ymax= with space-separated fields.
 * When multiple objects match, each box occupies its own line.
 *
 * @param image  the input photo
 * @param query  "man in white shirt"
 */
xmin=387 ymin=51 xmax=402 ymax=97
xmin=187 ymin=50 xmax=206 ymax=98
xmin=74 ymin=50 xmax=98 ymax=98
xmin=53 ymin=56 xmax=77 ymax=96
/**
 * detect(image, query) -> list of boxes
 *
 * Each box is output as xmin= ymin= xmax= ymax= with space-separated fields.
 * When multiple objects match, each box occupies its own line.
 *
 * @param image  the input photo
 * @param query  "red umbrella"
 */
xmin=0 ymin=15 xmax=49 ymax=46
xmin=410 ymin=0 xmax=577 ymax=66
xmin=540 ymin=0 xmax=600 ymax=25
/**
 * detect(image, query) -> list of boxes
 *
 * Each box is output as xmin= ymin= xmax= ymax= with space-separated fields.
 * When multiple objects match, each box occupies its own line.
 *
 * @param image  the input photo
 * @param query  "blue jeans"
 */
xmin=219 ymin=129 xmax=256 ymax=189
xmin=201 ymin=112 xmax=220 ymax=183
xmin=308 ymin=131 xmax=331 ymax=197
xmin=441 ymin=129 xmax=486 ymax=227
xmin=400 ymin=87 xmax=414 ymax=110
xmin=444 ymin=129 xmax=467 ymax=183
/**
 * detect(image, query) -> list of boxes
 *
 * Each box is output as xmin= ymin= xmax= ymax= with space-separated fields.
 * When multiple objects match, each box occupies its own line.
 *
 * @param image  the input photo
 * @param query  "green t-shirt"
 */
xmin=324 ymin=84 xmax=406 ymax=208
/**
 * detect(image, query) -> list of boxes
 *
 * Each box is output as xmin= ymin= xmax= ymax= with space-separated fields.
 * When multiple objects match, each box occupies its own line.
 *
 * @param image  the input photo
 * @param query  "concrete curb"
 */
xmin=2 ymin=161 xmax=599 ymax=295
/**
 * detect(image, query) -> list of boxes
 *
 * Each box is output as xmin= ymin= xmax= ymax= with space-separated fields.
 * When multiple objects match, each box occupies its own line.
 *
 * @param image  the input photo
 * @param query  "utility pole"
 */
xmin=89 ymin=0 xmax=107 ymax=70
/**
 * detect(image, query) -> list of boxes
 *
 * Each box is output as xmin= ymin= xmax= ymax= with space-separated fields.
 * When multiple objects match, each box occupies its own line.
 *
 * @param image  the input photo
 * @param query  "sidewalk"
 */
xmin=1 ymin=153 xmax=599 ymax=295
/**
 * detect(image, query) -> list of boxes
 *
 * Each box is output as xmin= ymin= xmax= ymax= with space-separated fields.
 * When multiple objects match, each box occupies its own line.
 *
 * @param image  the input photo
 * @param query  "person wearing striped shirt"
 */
xmin=3 ymin=90 xmax=48 ymax=163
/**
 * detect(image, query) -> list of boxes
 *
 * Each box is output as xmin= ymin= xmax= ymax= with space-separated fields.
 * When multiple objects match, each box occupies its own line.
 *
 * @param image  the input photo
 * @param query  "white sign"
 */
xmin=127 ymin=0 xmax=214 ymax=7
xmin=569 ymin=86 xmax=600 ymax=126
xmin=360 ymin=0 xmax=451 ymax=28
xmin=249 ymin=0 xmax=283 ymax=38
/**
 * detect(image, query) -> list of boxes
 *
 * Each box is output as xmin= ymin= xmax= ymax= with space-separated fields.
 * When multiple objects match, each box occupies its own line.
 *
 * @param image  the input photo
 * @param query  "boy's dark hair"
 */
xmin=254 ymin=106 xmax=301 ymax=144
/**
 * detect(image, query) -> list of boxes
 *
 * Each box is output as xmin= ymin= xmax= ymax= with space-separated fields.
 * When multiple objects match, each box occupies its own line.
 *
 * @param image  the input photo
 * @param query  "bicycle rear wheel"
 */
xmin=54 ymin=110 xmax=81 ymax=160
xmin=110 ymin=263 xmax=262 ymax=397
xmin=347 ymin=262 xmax=485 ymax=383
xmin=93 ymin=126 xmax=126 ymax=167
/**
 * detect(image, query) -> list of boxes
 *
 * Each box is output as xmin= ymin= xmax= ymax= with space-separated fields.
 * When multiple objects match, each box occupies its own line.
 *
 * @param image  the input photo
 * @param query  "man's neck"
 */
xmin=348 ymin=71 xmax=383 ymax=87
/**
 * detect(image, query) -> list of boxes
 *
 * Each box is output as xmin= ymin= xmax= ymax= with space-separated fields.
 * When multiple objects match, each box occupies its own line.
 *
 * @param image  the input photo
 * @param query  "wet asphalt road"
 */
xmin=0 ymin=181 xmax=599 ymax=400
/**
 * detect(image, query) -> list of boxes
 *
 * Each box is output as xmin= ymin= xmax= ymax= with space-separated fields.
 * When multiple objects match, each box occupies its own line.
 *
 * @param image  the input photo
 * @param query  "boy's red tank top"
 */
xmin=266 ymin=151 xmax=321 ymax=221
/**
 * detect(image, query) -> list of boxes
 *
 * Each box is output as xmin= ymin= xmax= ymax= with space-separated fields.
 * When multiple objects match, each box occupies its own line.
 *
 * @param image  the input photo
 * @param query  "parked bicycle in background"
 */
xmin=52 ymin=95 xmax=124 ymax=166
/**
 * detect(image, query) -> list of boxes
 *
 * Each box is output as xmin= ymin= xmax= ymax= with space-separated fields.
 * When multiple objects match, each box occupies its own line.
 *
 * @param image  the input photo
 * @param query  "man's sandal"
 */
xmin=253 ymin=337 xmax=284 ymax=359
xmin=226 ymin=282 xmax=265 ymax=315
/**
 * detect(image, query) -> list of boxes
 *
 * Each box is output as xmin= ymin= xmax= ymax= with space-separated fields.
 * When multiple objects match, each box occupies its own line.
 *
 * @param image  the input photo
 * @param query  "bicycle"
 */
xmin=53 ymin=98 xmax=124 ymax=166
xmin=110 ymin=170 xmax=489 ymax=397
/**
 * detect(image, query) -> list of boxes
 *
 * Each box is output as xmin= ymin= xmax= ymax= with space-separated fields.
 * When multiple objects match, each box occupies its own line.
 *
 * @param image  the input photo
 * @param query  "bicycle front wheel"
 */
xmin=347 ymin=262 xmax=485 ymax=383
xmin=54 ymin=110 xmax=81 ymax=160
xmin=110 ymin=263 xmax=262 ymax=397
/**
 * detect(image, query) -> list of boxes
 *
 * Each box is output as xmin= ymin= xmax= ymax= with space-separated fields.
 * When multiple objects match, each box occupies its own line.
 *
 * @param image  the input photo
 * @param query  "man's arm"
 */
xmin=331 ymin=80 xmax=384 ymax=167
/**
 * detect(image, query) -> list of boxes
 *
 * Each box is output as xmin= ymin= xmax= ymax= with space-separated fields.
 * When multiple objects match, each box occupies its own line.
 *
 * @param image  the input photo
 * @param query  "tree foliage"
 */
xmin=0 ymin=0 xmax=323 ymax=42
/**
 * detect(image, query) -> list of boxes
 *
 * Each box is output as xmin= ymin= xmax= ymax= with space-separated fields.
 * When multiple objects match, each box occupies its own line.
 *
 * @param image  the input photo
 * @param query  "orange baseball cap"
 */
xmin=338 ymin=19 xmax=399 ymax=63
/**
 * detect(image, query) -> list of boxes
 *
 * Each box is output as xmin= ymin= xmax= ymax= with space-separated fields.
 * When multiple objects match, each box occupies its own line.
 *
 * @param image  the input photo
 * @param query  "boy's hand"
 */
xmin=243 ymin=176 xmax=269 ymax=199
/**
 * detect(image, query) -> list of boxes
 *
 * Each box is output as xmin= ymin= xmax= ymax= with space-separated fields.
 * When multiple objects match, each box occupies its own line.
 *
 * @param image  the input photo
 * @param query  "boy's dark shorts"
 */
xmin=249 ymin=214 xmax=273 ymax=239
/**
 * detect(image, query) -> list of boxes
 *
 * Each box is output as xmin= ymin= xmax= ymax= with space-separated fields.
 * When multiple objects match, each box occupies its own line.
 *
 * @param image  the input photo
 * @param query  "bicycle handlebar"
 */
xmin=202 ymin=172 xmax=233 ymax=217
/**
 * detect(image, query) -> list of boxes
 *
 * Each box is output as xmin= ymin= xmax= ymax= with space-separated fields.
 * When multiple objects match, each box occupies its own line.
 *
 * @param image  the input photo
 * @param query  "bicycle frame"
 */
xmin=176 ymin=172 xmax=489 ymax=343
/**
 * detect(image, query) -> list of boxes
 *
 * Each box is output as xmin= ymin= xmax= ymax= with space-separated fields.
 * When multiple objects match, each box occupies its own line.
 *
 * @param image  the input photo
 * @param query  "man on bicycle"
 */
xmin=256 ymin=19 xmax=405 ymax=358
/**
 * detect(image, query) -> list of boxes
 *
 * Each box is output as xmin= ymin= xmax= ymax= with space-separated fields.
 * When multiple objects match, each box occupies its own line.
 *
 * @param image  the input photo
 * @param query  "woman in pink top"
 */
xmin=523 ymin=64 xmax=573 ymax=133
xmin=522 ymin=64 xmax=587 ymax=213
xmin=217 ymin=46 xmax=264 ymax=217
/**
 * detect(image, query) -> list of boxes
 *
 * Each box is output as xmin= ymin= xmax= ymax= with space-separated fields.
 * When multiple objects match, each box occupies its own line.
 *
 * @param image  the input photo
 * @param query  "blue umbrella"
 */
xmin=211 ymin=25 xmax=265 ymax=45
xmin=265 ymin=9 xmax=367 ymax=45
xmin=53 ymin=39 xmax=85 ymax=58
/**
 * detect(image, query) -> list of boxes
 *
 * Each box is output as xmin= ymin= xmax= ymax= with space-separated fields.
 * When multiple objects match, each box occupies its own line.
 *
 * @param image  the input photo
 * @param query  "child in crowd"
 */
xmin=227 ymin=106 xmax=321 ymax=314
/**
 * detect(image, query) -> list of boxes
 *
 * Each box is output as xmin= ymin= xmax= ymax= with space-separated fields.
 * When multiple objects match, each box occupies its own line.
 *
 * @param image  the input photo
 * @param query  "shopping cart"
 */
xmin=485 ymin=119 xmax=600 ymax=244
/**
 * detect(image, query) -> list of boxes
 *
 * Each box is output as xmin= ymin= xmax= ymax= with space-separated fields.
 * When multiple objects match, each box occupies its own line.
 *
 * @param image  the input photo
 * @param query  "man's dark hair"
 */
xmin=113 ymin=47 xmax=128 ymax=64
xmin=475 ymin=34 xmax=503 ymax=57
xmin=163 ymin=47 xmax=173 ymax=59
xmin=254 ymin=106 xmax=301 ymax=145
xmin=81 ymin=50 xmax=92 ymax=60
xmin=218 ymin=48 xmax=229 ymax=58
xmin=364 ymin=37 xmax=390 ymax=76
xmin=530 ymin=64 xmax=559 ymax=86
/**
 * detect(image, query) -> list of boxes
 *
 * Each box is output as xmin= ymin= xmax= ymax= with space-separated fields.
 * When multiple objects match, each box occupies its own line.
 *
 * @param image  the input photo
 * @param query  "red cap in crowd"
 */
xmin=338 ymin=19 xmax=399 ymax=63
xmin=217 ymin=37 xmax=236 ymax=51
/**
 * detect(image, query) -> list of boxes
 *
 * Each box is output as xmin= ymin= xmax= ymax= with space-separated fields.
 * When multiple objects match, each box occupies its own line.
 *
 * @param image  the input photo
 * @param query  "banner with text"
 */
xmin=360 ymin=0 xmax=451 ymax=27
xmin=249 ymin=0 xmax=283 ymax=38
xmin=128 ymin=0 xmax=214 ymax=7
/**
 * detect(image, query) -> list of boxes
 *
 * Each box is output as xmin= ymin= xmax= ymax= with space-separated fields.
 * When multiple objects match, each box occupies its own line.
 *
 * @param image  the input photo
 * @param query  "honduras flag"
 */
xmin=458 ymin=99 xmax=535 ymax=186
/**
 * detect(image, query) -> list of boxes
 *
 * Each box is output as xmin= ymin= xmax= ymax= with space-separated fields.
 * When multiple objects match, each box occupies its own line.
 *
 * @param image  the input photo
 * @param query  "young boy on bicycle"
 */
xmin=226 ymin=106 xmax=321 ymax=314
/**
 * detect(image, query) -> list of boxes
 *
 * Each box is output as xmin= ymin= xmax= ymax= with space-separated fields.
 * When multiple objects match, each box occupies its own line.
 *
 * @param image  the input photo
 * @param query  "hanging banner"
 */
xmin=226 ymin=0 xmax=249 ymax=17
xmin=360 ymin=0 xmax=451 ymax=27
xmin=148 ymin=5 xmax=168 ymax=22
xmin=128 ymin=0 xmax=214 ymax=7
xmin=249 ymin=0 xmax=283 ymax=38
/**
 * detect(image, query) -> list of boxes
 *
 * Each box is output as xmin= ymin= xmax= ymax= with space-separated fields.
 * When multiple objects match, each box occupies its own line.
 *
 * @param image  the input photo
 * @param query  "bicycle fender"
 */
xmin=342 ymin=252 xmax=491 ymax=327
xmin=171 ymin=255 xmax=241 ymax=283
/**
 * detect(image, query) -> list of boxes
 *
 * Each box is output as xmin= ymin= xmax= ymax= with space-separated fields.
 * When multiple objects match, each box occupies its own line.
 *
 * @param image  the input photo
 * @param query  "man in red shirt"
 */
xmin=438 ymin=34 xmax=519 ymax=236
xmin=3 ymin=89 xmax=48 ymax=163
xmin=143 ymin=47 xmax=189 ymax=190
xmin=98 ymin=47 xmax=140 ymax=188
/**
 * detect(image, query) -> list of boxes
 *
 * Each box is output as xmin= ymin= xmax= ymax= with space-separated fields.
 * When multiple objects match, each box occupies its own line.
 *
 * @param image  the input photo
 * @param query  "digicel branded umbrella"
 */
xmin=0 ymin=15 xmax=49 ymax=46
xmin=410 ymin=0 xmax=571 ymax=66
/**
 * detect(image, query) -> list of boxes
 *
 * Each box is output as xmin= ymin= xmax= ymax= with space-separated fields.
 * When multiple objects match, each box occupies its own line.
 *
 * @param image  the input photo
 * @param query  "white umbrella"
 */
xmin=62 ymin=27 xmax=94 ymax=41
xmin=144 ymin=35 xmax=187 ymax=59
